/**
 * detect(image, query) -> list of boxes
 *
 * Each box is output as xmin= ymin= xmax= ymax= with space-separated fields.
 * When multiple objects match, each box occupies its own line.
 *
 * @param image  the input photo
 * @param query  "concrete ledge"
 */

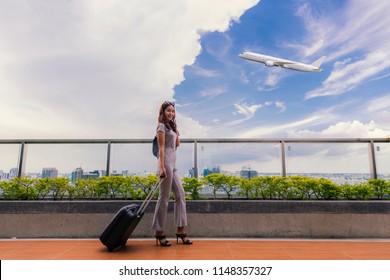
xmin=1 ymin=200 xmax=390 ymax=239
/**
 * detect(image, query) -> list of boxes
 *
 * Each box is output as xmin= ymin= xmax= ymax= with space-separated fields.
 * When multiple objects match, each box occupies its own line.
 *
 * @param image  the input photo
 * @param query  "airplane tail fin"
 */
xmin=311 ymin=56 xmax=326 ymax=68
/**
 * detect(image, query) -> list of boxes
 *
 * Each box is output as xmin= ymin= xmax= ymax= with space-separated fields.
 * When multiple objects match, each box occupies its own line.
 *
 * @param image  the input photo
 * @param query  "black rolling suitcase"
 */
xmin=99 ymin=178 xmax=161 ymax=252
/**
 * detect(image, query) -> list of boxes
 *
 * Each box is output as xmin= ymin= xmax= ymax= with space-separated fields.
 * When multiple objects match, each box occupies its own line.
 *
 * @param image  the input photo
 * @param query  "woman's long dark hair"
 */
xmin=158 ymin=101 xmax=178 ymax=133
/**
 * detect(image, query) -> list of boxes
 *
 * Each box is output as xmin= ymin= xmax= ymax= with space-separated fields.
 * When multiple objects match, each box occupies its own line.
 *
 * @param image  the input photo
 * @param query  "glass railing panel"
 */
xmin=110 ymin=143 xmax=158 ymax=176
xmin=196 ymin=142 xmax=280 ymax=178
xmin=285 ymin=143 xmax=370 ymax=184
xmin=375 ymin=142 xmax=390 ymax=179
xmin=0 ymin=139 xmax=388 ymax=184
xmin=175 ymin=142 xmax=195 ymax=177
xmin=0 ymin=144 xmax=20 ymax=179
xmin=23 ymin=144 xmax=108 ymax=179
xmin=111 ymin=143 xmax=194 ymax=177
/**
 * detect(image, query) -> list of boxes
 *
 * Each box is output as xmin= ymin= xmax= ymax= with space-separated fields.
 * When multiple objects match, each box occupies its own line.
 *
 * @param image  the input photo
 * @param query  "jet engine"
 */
xmin=265 ymin=60 xmax=274 ymax=67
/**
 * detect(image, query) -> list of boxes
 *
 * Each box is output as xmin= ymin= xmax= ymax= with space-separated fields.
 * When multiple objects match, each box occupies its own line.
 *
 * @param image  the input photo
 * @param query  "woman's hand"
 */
xmin=159 ymin=166 xmax=166 ymax=178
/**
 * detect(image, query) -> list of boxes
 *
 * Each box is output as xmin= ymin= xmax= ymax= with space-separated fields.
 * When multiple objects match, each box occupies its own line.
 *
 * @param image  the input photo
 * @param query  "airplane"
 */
xmin=239 ymin=51 xmax=326 ymax=72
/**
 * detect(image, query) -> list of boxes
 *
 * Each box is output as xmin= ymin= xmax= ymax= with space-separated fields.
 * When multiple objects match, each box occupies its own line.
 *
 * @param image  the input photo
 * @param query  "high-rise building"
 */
xmin=82 ymin=170 xmax=100 ymax=180
xmin=240 ymin=165 xmax=258 ymax=179
xmin=9 ymin=168 xmax=18 ymax=179
xmin=71 ymin=167 xmax=83 ymax=183
xmin=203 ymin=166 xmax=220 ymax=177
xmin=188 ymin=167 xmax=196 ymax=178
xmin=42 ymin=168 xmax=58 ymax=179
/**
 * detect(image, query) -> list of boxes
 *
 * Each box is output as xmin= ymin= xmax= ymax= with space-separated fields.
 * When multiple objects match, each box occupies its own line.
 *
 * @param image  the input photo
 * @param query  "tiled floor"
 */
xmin=1 ymin=238 xmax=390 ymax=260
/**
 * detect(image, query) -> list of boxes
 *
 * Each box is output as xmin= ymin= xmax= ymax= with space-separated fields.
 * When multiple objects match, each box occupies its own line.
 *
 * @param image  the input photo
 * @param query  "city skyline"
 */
xmin=1 ymin=165 xmax=388 ymax=187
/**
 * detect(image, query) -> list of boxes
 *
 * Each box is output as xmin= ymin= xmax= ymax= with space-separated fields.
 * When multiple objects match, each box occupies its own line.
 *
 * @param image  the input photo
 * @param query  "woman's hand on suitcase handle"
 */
xmin=159 ymin=166 xmax=166 ymax=178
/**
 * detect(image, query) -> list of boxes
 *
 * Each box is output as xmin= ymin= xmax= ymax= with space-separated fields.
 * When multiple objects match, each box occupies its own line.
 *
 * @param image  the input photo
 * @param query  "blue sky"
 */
xmin=175 ymin=0 xmax=390 ymax=138
xmin=0 ymin=0 xmax=389 ymax=174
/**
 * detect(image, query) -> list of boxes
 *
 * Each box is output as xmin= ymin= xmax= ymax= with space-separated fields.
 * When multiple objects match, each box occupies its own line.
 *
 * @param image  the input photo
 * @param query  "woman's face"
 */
xmin=164 ymin=105 xmax=175 ymax=121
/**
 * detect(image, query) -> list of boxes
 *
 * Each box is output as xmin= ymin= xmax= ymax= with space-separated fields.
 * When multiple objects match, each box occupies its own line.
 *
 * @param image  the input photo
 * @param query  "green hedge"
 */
xmin=0 ymin=174 xmax=389 ymax=200
xmin=0 ymin=175 xmax=158 ymax=200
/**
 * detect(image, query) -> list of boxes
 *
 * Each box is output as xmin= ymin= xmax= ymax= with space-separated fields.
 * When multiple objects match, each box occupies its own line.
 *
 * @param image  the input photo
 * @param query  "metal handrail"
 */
xmin=1 ymin=137 xmax=389 ymax=144
xmin=1 ymin=137 xmax=389 ymax=179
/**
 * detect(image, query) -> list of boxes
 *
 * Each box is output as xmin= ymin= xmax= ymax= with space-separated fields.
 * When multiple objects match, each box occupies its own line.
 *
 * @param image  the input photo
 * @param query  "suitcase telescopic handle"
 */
xmin=137 ymin=177 xmax=163 ymax=215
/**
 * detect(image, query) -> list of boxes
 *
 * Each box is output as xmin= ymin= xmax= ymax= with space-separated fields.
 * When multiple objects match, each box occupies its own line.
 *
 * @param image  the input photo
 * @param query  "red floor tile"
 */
xmin=1 ymin=238 xmax=390 ymax=260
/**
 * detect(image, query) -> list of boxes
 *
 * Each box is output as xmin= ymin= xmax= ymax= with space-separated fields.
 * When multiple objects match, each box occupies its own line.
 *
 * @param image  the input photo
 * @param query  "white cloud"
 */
xmin=228 ymin=101 xmax=272 ymax=126
xmin=264 ymin=72 xmax=281 ymax=87
xmin=275 ymin=101 xmax=286 ymax=113
xmin=293 ymin=0 xmax=390 ymax=99
xmin=290 ymin=120 xmax=390 ymax=138
xmin=360 ymin=94 xmax=390 ymax=130
xmin=235 ymin=97 xmax=390 ymax=139
xmin=177 ymin=113 xmax=209 ymax=138
xmin=239 ymin=70 xmax=250 ymax=84
xmin=239 ymin=115 xmax=323 ymax=137
xmin=189 ymin=65 xmax=221 ymax=78
xmin=234 ymin=103 xmax=263 ymax=119
xmin=200 ymin=86 xmax=226 ymax=98
xmin=363 ymin=94 xmax=390 ymax=115
xmin=218 ymin=100 xmax=288 ymax=130
xmin=0 ymin=0 xmax=260 ymax=139
xmin=305 ymin=50 xmax=390 ymax=99
xmin=226 ymin=103 xmax=263 ymax=126
xmin=204 ymin=33 xmax=233 ymax=58
xmin=256 ymin=70 xmax=291 ymax=92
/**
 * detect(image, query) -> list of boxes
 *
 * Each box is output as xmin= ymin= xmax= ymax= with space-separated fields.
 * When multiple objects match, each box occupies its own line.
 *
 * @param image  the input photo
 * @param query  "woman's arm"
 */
xmin=157 ymin=131 xmax=166 ymax=177
xmin=176 ymin=133 xmax=180 ymax=148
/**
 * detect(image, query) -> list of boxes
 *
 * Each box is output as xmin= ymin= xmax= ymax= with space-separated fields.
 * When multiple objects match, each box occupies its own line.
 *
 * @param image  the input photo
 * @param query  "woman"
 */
xmin=152 ymin=101 xmax=192 ymax=246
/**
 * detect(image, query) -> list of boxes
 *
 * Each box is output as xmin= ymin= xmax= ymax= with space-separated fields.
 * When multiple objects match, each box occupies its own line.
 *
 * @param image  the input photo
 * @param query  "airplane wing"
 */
xmin=273 ymin=61 xmax=295 ymax=67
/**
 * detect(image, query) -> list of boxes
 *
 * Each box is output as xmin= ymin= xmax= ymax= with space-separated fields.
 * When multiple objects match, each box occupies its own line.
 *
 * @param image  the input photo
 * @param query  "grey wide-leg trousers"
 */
xmin=152 ymin=168 xmax=188 ymax=231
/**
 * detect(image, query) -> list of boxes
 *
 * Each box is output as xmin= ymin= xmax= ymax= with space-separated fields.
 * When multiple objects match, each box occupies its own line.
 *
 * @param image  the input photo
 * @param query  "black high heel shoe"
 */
xmin=176 ymin=233 xmax=193 ymax=245
xmin=155 ymin=235 xmax=171 ymax=247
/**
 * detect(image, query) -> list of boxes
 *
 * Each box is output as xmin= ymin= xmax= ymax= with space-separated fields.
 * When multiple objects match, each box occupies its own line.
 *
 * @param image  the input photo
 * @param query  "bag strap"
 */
xmin=137 ymin=177 xmax=163 ymax=215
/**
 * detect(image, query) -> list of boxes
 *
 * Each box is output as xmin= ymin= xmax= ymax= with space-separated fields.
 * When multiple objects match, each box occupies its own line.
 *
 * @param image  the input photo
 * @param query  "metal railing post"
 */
xmin=193 ymin=140 xmax=198 ymax=178
xmin=280 ymin=140 xmax=286 ymax=177
xmin=17 ymin=142 xmax=27 ymax=178
xmin=106 ymin=141 xmax=112 ymax=176
xmin=368 ymin=141 xmax=377 ymax=179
